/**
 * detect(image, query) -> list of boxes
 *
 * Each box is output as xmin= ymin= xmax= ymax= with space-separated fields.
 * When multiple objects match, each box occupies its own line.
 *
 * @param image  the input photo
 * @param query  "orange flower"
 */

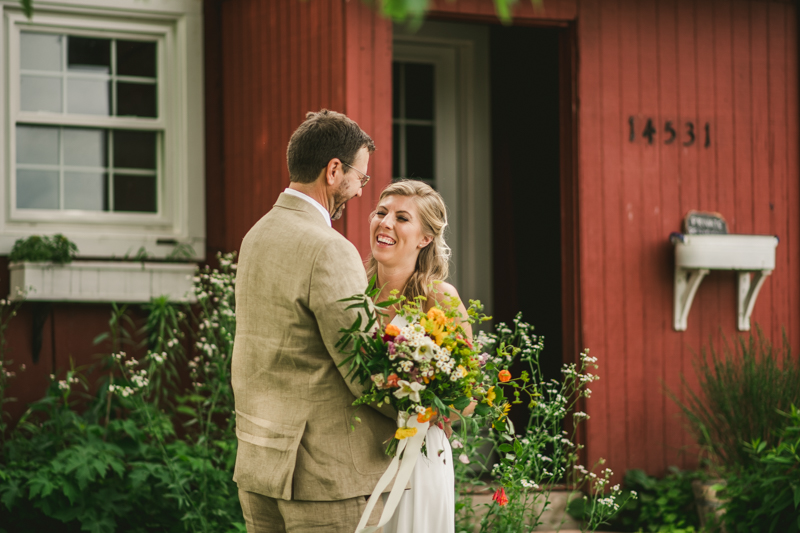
xmin=426 ymin=307 xmax=447 ymax=324
xmin=385 ymin=324 xmax=401 ymax=337
xmin=498 ymin=370 xmax=512 ymax=382
xmin=492 ymin=487 xmax=509 ymax=506
xmin=417 ymin=407 xmax=436 ymax=423
xmin=386 ymin=373 xmax=400 ymax=388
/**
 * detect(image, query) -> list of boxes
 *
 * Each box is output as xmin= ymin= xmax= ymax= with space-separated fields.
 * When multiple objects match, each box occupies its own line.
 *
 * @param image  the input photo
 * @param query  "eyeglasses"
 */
xmin=342 ymin=161 xmax=371 ymax=188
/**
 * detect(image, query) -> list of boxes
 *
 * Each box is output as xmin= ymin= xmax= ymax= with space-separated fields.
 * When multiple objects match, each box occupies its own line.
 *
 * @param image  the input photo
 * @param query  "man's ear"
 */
xmin=325 ymin=158 xmax=341 ymax=186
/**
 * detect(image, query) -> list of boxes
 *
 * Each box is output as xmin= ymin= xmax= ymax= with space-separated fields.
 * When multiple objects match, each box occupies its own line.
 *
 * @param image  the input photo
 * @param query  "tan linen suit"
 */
xmin=232 ymin=193 xmax=395 ymax=514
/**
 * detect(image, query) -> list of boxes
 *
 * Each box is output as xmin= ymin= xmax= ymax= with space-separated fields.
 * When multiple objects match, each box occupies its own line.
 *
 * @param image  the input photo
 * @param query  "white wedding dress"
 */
xmin=383 ymin=424 xmax=455 ymax=533
xmin=382 ymin=316 xmax=456 ymax=533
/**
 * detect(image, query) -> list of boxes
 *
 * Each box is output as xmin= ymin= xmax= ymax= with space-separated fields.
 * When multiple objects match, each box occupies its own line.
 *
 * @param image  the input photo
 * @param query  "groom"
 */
xmin=231 ymin=110 xmax=396 ymax=533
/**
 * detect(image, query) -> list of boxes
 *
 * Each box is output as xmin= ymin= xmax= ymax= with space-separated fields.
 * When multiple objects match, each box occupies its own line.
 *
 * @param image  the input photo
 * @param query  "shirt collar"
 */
xmin=283 ymin=187 xmax=332 ymax=227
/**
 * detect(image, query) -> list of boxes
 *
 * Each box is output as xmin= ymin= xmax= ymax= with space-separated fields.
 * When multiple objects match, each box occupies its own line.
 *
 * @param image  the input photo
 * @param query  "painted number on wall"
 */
xmin=628 ymin=117 xmax=711 ymax=148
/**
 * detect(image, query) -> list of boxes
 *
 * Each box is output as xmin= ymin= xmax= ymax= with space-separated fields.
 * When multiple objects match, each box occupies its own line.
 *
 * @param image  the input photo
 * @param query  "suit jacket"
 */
xmin=231 ymin=192 xmax=395 ymax=502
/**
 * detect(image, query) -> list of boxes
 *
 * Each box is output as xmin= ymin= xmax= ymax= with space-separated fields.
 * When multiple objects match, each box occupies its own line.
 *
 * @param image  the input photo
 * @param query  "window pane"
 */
xmin=20 ymin=76 xmax=62 ymax=113
xmin=17 ymin=169 xmax=59 ymax=209
xmin=64 ymin=128 xmax=107 ymax=167
xmin=17 ymin=125 xmax=59 ymax=165
xmin=117 ymin=40 xmax=156 ymax=77
xmin=392 ymin=62 xmax=401 ymax=118
xmin=114 ymin=130 xmax=156 ymax=169
xmin=64 ymin=171 xmax=107 ymax=211
xmin=21 ymin=33 xmax=62 ymax=72
xmin=405 ymin=124 xmax=434 ymax=180
xmin=404 ymin=63 xmax=434 ymax=120
xmin=67 ymin=78 xmax=110 ymax=115
xmin=116 ymin=82 xmax=157 ymax=118
xmin=113 ymin=174 xmax=156 ymax=212
xmin=392 ymin=123 xmax=401 ymax=178
xmin=67 ymin=36 xmax=110 ymax=74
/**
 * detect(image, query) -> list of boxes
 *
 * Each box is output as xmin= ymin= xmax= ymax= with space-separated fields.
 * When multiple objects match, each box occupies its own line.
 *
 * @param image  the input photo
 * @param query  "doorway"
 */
xmin=392 ymin=22 xmax=574 ymax=397
xmin=490 ymin=26 xmax=565 ymax=388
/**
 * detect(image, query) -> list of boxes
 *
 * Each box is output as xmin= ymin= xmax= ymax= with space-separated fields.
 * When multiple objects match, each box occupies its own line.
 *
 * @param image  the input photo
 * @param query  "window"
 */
xmin=17 ymin=33 xmax=159 ymax=213
xmin=392 ymin=61 xmax=436 ymax=187
xmin=1 ymin=1 xmax=204 ymax=259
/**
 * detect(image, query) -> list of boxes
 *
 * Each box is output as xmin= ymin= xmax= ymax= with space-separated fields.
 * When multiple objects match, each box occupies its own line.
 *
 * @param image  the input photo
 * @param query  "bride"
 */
xmin=365 ymin=179 xmax=474 ymax=533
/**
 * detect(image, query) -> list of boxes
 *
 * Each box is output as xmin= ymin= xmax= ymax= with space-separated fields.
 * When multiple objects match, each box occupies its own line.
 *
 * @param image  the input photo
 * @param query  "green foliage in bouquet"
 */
xmin=9 ymin=234 xmax=78 ymax=264
xmin=0 ymin=253 xmax=242 ymax=533
xmin=337 ymin=277 xmax=533 ymax=455
xmin=671 ymin=328 xmax=800 ymax=472
xmin=719 ymin=405 xmax=800 ymax=533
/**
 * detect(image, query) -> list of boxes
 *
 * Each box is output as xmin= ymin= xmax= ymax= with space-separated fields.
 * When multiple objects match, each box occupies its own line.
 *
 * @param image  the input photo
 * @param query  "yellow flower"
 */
xmin=484 ymin=386 xmax=496 ymax=407
xmin=457 ymin=365 xmax=468 ymax=379
xmin=499 ymin=403 xmax=511 ymax=420
xmin=395 ymin=427 xmax=418 ymax=440
xmin=423 ymin=318 xmax=447 ymax=345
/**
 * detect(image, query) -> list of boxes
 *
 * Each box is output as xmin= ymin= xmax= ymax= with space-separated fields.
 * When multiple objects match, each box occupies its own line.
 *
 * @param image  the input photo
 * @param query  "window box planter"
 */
xmin=8 ymin=261 xmax=197 ymax=304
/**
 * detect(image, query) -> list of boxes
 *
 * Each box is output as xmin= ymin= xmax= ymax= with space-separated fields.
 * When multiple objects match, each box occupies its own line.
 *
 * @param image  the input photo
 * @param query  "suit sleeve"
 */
xmin=309 ymin=237 xmax=396 ymax=421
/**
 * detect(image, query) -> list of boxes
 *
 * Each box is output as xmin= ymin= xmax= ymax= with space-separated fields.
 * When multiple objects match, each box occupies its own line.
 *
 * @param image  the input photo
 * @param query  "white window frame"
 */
xmin=0 ymin=0 xmax=204 ymax=260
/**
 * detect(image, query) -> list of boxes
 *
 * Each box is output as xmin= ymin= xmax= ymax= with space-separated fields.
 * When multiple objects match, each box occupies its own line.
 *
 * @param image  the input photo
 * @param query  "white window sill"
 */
xmin=8 ymin=260 xmax=197 ymax=303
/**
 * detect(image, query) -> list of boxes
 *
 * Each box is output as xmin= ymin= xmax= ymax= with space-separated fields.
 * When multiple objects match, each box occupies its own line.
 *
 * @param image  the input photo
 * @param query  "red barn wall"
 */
xmin=5 ymin=0 xmax=794 ymax=484
xmin=210 ymin=0 xmax=393 ymax=258
xmin=209 ymin=0 xmax=800 ymax=481
xmin=410 ymin=0 xmax=800 ymax=479
xmin=574 ymin=0 xmax=800 ymax=479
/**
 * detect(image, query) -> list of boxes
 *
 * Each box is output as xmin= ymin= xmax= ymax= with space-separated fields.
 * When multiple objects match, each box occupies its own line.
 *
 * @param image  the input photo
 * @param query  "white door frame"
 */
xmin=393 ymin=21 xmax=492 ymax=317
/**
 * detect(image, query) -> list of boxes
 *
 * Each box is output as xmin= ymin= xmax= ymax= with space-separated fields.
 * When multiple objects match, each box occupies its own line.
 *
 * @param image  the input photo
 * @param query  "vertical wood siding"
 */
xmin=215 ymin=0 xmax=391 ymax=258
xmin=1 ymin=0 xmax=796 ymax=485
xmin=571 ymin=0 xmax=800 ymax=477
xmin=423 ymin=0 xmax=798 ymax=478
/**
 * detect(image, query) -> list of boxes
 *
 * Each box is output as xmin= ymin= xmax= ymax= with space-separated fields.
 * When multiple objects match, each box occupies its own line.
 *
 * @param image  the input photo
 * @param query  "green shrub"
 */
xmin=719 ymin=405 xmax=800 ymax=533
xmin=672 ymin=329 xmax=800 ymax=471
xmin=0 ymin=253 xmax=242 ymax=533
xmin=9 ymin=234 xmax=78 ymax=264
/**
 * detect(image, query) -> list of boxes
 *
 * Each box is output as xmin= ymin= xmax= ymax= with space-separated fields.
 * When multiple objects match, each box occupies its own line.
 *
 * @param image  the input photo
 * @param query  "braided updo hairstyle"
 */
xmin=365 ymin=179 xmax=451 ymax=302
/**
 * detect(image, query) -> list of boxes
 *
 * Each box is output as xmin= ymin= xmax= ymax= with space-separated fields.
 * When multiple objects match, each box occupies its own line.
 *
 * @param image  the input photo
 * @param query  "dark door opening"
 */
xmin=491 ymin=26 xmax=565 ymax=428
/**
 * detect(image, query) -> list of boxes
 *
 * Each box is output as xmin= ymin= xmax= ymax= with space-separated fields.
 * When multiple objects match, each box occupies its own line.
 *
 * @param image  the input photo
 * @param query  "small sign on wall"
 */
xmin=683 ymin=210 xmax=728 ymax=235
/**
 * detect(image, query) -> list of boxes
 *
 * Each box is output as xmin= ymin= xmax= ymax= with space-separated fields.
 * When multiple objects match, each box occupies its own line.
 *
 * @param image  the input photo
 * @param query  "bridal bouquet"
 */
xmin=337 ymin=278 xmax=530 ymax=455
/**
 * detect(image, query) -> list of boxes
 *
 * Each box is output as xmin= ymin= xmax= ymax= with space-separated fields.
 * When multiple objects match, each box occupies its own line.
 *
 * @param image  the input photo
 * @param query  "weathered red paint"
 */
xmin=406 ymin=0 xmax=797 ymax=479
xmin=3 ymin=0 xmax=799 ymax=485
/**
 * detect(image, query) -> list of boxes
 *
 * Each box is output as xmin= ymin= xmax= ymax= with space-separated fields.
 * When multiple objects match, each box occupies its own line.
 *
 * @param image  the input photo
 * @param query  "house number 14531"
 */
xmin=628 ymin=117 xmax=711 ymax=148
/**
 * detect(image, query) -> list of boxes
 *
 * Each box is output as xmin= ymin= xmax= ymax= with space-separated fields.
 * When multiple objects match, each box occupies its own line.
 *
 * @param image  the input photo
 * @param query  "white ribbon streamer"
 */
xmin=355 ymin=413 xmax=428 ymax=533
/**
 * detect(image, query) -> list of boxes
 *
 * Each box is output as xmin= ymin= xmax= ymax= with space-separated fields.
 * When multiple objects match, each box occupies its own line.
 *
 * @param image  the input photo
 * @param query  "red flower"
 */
xmin=498 ymin=370 xmax=512 ymax=383
xmin=492 ymin=487 xmax=509 ymax=506
xmin=386 ymin=373 xmax=400 ymax=388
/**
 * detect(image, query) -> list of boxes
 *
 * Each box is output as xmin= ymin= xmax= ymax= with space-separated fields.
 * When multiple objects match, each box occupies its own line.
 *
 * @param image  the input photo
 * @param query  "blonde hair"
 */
xmin=365 ymin=179 xmax=451 ymax=302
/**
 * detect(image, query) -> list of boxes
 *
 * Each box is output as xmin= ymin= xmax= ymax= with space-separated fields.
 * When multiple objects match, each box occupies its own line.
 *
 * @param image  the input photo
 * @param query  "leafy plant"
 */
xmin=379 ymin=0 xmax=544 ymax=24
xmin=670 ymin=328 xmax=800 ymax=471
xmin=9 ymin=234 xmax=78 ymax=264
xmin=453 ymin=314 xmax=634 ymax=532
xmin=569 ymin=468 xmax=701 ymax=532
xmin=166 ymin=242 xmax=197 ymax=261
xmin=719 ymin=405 xmax=800 ymax=533
xmin=0 ymin=253 xmax=242 ymax=533
xmin=0 ymin=297 xmax=24 ymax=441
